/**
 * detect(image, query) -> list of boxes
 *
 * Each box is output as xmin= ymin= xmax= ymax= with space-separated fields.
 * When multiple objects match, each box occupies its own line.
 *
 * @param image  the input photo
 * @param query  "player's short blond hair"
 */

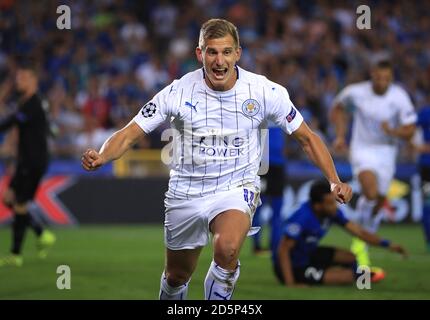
xmin=198 ymin=19 xmax=240 ymax=50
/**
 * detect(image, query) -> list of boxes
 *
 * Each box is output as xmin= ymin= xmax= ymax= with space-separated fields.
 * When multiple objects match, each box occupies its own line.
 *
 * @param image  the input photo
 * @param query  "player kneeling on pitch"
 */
xmin=274 ymin=180 xmax=407 ymax=286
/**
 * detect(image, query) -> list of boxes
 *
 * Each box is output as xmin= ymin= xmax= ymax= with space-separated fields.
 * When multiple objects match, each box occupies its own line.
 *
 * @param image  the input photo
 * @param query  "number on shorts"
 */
xmin=304 ymin=267 xmax=324 ymax=281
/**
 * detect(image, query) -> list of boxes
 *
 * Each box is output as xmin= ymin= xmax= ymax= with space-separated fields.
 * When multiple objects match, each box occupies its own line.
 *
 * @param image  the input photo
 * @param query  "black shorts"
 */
xmin=9 ymin=165 xmax=46 ymax=203
xmin=260 ymin=164 xmax=285 ymax=197
xmin=274 ymin=246 xmax=336 ymax=285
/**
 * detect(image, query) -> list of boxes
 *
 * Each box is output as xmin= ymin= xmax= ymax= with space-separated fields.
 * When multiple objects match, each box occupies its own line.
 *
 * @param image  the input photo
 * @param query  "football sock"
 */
xmin=356 ymin=195 xmax=383 ymax=233
xmin=11 ymin=214 xmax=29 ymax=255
xmin=159 ymin=270 xmax=190 ymax=300
xmin=204 ymin=260 xmax=240 ymax=300
xmin=351 ymin=237 xmax=371 ymax=267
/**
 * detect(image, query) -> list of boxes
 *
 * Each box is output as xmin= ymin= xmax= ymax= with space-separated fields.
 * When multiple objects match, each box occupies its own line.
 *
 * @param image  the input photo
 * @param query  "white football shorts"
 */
xmin=350 ymin=145 xmax=396 ymax=195
xmin=163 ymin=185 xmax=261 ymax=250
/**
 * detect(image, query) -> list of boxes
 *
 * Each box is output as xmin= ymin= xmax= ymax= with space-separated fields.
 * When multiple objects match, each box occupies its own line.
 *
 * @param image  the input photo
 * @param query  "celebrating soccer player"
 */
xmin=82 ymin=19 xmax=352 ymax=300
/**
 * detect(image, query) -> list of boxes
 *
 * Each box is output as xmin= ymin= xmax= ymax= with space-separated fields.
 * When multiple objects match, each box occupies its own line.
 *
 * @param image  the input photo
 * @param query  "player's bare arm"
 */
xmin=381 ymin=122 xmax=416 ymax=140
xmin=277 ymin=237 xmax=297 ymax=286
xmin=292 ymin=121 xmax=352 ymax=204
xmin=411 ymin=142 xmax=430 ymax=154
xmin=330 ymin=103 xmax=349 ymax=154
xmin=345 ymin=221 xmax=408 ymax=258
xmin=81 ymin=120 xmax=145 ymax=171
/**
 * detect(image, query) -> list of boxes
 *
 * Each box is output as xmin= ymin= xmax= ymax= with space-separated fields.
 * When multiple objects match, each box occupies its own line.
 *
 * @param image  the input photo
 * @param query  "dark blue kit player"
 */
xmin=413 ymin=105 xmax=430 ymax=252
xmin=273 ymin=180 xmax=407 ymax=286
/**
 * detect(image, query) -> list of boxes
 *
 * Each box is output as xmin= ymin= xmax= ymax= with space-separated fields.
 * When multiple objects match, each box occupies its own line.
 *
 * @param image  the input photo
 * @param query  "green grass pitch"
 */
xmin=0 ymin=224 xmax=429 ymax=299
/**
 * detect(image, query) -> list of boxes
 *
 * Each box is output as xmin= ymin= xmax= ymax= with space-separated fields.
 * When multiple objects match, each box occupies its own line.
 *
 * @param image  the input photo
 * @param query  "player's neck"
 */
xmin=372 ymin=84 xmax=389 ymax=95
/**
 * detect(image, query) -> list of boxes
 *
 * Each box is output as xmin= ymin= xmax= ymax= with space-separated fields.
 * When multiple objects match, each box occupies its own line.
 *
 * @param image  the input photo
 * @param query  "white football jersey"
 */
xmin=133 ymin=66 xmax=303 ymax=199
xmin=333 ymin=81 xmax=417 ymax=150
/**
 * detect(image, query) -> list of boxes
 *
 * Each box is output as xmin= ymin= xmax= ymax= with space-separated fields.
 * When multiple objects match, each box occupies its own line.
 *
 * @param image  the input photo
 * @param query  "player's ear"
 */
xmin=235 ymin=46 xmax=242 ymax=62
xmin=195 ymin=47 xmax=203 ymax=63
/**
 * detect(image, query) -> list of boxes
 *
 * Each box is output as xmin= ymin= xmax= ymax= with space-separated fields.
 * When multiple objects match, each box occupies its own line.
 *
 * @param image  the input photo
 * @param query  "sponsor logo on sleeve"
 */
xmin=286 ymin=106 xmax=297 ymax=123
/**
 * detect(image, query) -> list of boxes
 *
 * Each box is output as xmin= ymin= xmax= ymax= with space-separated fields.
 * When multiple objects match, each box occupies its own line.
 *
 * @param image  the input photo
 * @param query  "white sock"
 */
xmin=159 ymin=270 xmax=190 ymax=300
xmin=204 ymin=260 xmax=240 ymax=300
xmin=356 ymin=195 xmax=383 ymax=233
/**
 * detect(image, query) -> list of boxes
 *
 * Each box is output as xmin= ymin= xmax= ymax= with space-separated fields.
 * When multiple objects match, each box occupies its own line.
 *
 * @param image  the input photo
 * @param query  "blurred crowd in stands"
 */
xmin=0 ymin=0 xmax=429 ymax=162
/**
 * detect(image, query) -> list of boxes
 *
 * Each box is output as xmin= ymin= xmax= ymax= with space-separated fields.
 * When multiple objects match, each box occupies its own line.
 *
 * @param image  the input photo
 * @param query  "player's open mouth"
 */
xmin=212 ymin=67 xmax=227 ymax=79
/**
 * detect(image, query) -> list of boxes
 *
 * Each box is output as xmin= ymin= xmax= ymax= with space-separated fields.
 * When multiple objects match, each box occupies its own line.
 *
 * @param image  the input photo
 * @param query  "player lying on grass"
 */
xmin=274 ymin=180 xmax=407 ymax=287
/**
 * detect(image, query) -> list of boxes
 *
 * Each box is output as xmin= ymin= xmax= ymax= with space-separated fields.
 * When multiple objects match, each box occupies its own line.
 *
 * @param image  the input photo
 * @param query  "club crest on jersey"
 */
xmin=141 ymin=102 xmax=157 ymax=118
xmin=241 ymin=99 xmax=260 ymax=117
xmin=286 ymin=106 xmax=297 ymax=123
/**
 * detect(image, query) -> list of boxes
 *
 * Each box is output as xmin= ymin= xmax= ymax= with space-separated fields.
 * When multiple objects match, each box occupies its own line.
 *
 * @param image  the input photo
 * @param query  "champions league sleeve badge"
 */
xmin=141 ymin=102 xmax=157 ymax=118
xmin=286 ymin=106 xmax=297 ymax=122
xmin=241 ymin=99 xmax=261 ymax=117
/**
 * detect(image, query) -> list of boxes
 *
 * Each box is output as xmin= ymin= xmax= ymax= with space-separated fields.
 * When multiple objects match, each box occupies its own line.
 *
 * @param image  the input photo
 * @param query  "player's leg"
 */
xmin=205 ymin=209 xmax=250 ymax=300
xmin=326 ymin=248 xmax=385 ymax=284
xmin=332 ymin=247 xmax=361 ymax=278
xmin=352 ymin=170 xmax=382 ymax=267
xmin=358 ymin=170 xmax=383 ymax=222
xmin=0 ymin=168 xmax=54 ymax=267
xmin=26 ymin=168 xmax=56 ymax=258
xmin=322 ymin=267 xmax=355 ymax=285
xmin=290 ymin=265 xmax=354 ymax=286
xmin=420 ymin=166 xmax=430 ymax=252
xmin=160 ymin=247 xmax=202 ymax=300
xmin=1 ymin=173 xmax=28 ymax=267
xmin=333 ymin=247 xmax=357 ymax=265
xmin=2 ymin=185 xmax=49 ymax=244
xmin=0 ymin=201 xmax=29 ymax=267
xmin=305 ymin=246 xmax=353 ymax=285
xmin=160 ymin=196 xmax=211 ymax=299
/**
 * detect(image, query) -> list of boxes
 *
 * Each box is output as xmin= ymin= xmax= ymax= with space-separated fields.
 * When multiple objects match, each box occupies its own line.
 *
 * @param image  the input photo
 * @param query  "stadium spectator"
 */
xmin=0 ymin=1 xmax=429 ymax=160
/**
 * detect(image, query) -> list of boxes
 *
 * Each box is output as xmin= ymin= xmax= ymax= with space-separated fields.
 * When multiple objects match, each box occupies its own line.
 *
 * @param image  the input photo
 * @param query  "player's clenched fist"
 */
xmin=81 ymin=149 xmax=105 ymax=171
xmin=330 ymin=182 xmax=353 ymax=204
